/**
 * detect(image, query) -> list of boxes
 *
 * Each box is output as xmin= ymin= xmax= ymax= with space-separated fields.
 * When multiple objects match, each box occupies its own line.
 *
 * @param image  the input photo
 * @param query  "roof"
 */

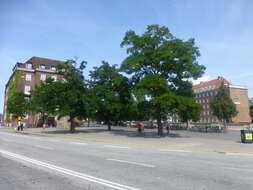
xmin=25 ymin=56 xmax=64 ymax=65
xmin=192 ymin=76 xmax=230 ymax=90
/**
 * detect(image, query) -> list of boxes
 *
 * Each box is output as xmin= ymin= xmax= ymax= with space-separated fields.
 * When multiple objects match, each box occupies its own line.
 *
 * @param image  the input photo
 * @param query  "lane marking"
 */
xmin=107 ymin=159 xmax=155 ymax=168
xmin=46 ymin=139 xmax=60 ymax=142
xmin=226 ymin=152 xmax=253 ymax=156
xmin=104 ymin=145 xmax=130 ymax=149
xmin=0 ymin=138 xmax=15 ymax=142
xmin=70 ymin=142 xmax=88 ymax=146
xmin=33 ymin=145 xmax=54 ymax=150
xmin=159 ymin=149 xmax=192 ymax=153
xmin=0 ymin=149 xmax=140 ymax=190
xmin=221 ymin=166 xmax=253 ymax=172
xmin=2 ymin=131 xmax=253 ymax=155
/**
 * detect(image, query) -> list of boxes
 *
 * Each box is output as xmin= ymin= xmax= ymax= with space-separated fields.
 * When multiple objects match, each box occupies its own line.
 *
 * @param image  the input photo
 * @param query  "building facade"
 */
xmin=192 ymin=77 xmax=251 ymax=123
xmin=3 ymin=56 xmax=64 ymax=127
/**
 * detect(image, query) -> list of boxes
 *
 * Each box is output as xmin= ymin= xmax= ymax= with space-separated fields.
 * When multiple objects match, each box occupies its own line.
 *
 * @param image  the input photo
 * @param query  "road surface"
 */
xmin=0 ymin=131 xmax=253 ymax=190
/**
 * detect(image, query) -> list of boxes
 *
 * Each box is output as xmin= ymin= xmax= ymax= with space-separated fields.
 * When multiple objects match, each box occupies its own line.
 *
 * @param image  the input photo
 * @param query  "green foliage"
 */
xmin=7 ymin=92 xmax=29 ymax=119
xmin=89 ymin=61 xmax=133 ymax=130
xmin=5 ymin=71 xmax=20 ymax=121
xmin=30 ymin=78 xmax=61 ymax=116
xmin=121 ymin=24 xmax=205 ymax=135
xmin=210 ymin=84 xmax=237 ymax=124
xmin=250 ymin=105 xmax=253 ymax=121
xmin=177 ymin=97 xmax=202 ymax=123
xmin=31 ymin=60 xmax=88 ymax=132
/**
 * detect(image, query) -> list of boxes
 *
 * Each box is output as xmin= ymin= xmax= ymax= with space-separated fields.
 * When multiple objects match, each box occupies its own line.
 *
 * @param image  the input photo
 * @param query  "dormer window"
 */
xmin=26 ymin=63 xmax=32 ymax=69
xmin=40 ymin=64 xmax=46 ymax=69
xmin=51 ymin=66 xmax=56 ymax=71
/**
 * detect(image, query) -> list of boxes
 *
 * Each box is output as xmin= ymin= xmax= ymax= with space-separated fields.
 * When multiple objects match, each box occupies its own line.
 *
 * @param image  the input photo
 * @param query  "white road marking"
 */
xmin=0 ymin=138 xmax=15 ymax=142
xmin=0 ymin=149 xmax=141 ymax=190
xmin=46 ymin=139 xmax=60 ymax=142
xmin=33 ymin=145 xmax=54 ymax=150
xmin=221 ymin=166 xmax=253 ymax=172
xmin=107 ymin=159 xmax=155 ymax=168
xmin=70 ymin=142 xmax=88 ymax=146
xmin=159 ymin=149 xmax=192 ymax=153
xmin=226 ymin=153 xmax=253 ymax=156
xmin=104 ymin=145 xmax=130 ymax=149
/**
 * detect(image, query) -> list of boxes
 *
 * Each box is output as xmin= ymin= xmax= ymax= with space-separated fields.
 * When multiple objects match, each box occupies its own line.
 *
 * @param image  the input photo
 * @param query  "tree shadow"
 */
xmin=40 ymin=126 xmax=191 ymax=138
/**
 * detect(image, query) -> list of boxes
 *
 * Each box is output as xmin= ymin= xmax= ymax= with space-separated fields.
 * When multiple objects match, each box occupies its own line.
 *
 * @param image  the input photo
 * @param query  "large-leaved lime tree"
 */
xmin=120 ymin=25 xmax=205 ymax=135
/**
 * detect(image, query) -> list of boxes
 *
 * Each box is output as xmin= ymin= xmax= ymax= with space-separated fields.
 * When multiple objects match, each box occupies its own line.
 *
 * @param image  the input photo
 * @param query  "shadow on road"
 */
xmin=41 ymin=127 xmax=189 ymax=139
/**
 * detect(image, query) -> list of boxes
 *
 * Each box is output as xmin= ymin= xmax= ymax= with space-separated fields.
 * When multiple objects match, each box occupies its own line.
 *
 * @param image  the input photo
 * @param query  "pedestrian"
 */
xmin=166 ymin=125 xmax=170 ymax=136
xmin=20 ymin=123 xmax=23 ymax=131
xmin=43 ymin=123 xmax=46 ymax=130
xmin=17 ymin=121 xmax=21 ymax=131
xmin=137 ymin=123 xmax=142 ymax=133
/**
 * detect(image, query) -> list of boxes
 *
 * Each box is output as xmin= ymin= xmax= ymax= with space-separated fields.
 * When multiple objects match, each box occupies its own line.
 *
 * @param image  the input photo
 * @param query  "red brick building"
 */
xmin=3 ymin=57 xmax=64 ymax=127
xmin=192 ymin=77 xmax=251 ymax=123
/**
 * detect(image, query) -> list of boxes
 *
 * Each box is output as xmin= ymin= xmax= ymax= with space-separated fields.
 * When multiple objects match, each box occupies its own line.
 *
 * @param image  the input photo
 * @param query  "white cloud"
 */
xmin=191 ymin=75 xmax=212 ymax=85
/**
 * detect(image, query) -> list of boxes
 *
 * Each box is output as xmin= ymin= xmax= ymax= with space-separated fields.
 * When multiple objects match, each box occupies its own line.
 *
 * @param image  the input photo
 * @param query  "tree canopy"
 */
xmin=250 ymin=105 xmax=253 ymax=122
xmin=121 ymin=24 xmax=205 ymax=135
xmin=30 ymin=60 xmax=88 ymax=132
xmin=7 ymin=92 xmax=29 ymax=119
xmin=89 ymin=61 xmax=133 ymax=130
xmin=210 ymin=84 xmax=237 ymax=125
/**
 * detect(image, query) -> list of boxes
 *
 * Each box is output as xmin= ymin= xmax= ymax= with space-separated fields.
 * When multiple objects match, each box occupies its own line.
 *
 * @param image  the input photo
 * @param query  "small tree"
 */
xmin=31 ymin=60 xmax=88 ymax=132
xmin=7 ymin=92 xmax=29 ymax=119
xmin=210 ymin=84 xmax=237 ymax=126
xmin=30 ymin=78 xmax=61 ymax=125
xmin=177 ymin=97 xmax=202 ymax=127
xmin=249 ymin=105 xmax=253 ymax=122
xmin=89 ymin=61 xmax=132 ymax=131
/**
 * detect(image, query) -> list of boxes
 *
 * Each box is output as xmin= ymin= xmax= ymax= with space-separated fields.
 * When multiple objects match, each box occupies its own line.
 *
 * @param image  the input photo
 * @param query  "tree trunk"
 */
xmin=223 ymin=119 xmax=227 ymax=133
xmin=87 ymin=119 xmax=90 ymax=127
xmin=70 ymin=116 xmax=75 ymax=133
xmin=186 ymin=120 xmax=190 ymax=129
xmin=107 ymin=121 xmax=111 ymax=131
xmin=156 ymin=104 xmax=163 ymax=136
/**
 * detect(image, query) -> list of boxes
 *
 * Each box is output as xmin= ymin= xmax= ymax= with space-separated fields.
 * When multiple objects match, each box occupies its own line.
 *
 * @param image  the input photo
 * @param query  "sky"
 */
xmin=1 ymin=0 xmax=253 ymax=112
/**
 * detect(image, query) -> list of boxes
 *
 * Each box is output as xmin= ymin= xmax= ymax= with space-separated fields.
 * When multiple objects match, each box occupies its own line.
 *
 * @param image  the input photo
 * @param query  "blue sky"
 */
xmin=1 ymin=0 xmax=253 ymax=112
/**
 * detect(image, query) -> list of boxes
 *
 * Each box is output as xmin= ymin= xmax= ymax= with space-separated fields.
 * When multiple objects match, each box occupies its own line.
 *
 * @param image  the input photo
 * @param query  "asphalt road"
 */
xmin=0 ymin=131 xmax=253 ymax=190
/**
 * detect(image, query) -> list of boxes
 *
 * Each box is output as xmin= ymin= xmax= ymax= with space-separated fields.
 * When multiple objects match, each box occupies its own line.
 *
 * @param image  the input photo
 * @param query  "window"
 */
xmin=40 ymin=74 xmax=46 ymax=81
xmin=51 ymin=75 xmax=57 ymax=81
xmin=26 ymin=63 xmax=32 ymax=69
xmin=40 ymin=64 xmax=46 ymax=69
xmin=51 ymin=66 xmax=56 ymax=71
xmin=25 ymin=74 xmax=31 ymax=81
xmin=24 ymin=85 xmax=31 ymax=95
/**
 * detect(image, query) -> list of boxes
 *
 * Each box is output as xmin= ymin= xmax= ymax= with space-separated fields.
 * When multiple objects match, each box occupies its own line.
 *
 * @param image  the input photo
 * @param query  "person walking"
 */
xmin=20 ymin=123 xmax=23 ymax=131
xmin=137 ymin=123 xmax=142 ymax=133
xmin=166 ymin=125 xmax=170 ymax=136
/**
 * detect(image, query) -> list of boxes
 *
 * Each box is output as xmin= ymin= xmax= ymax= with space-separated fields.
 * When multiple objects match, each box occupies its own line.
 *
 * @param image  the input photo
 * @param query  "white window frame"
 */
xmin=40 ymin=74 xmax=46 ymax=81
xmin=40 ymin=64 xmax=46 ymax=69
xmin=24 ymin=85 xmax=31 ymax=95
xmin=25 ymin=74 xmax=31 ymax=81
xmin=26 ymin=63 xmax=32 ymax=69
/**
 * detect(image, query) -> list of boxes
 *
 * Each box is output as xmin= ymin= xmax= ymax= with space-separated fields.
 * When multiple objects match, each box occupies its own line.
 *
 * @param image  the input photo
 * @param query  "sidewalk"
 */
xmin=1 ymin=126 xmax=252 ymax=154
